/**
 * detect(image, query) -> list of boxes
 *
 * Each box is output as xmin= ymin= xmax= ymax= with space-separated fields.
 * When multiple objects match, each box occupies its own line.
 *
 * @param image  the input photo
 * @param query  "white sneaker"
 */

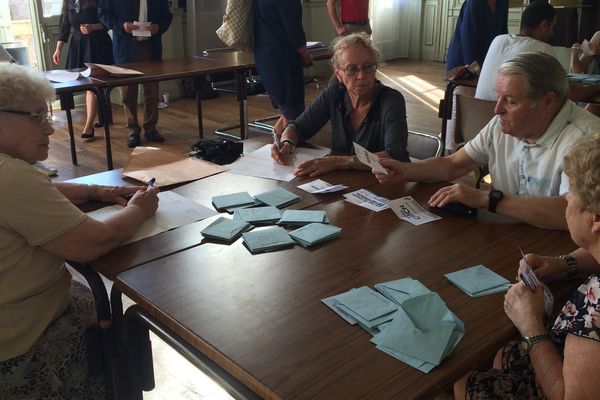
xmin=34 ymin=162 xmax=58 ymax=176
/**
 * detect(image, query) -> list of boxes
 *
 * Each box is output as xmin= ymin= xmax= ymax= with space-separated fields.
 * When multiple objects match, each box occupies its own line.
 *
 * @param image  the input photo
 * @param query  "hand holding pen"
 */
xmin=127 ymin=177 xmax=159 ymax=218
xmin=271 ymin=131 xmax=296 ymax=165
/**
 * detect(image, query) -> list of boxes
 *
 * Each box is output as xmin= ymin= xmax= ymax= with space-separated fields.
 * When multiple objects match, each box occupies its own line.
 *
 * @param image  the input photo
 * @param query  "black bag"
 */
xmin=190 ymin=139 xmax=243 ymax=165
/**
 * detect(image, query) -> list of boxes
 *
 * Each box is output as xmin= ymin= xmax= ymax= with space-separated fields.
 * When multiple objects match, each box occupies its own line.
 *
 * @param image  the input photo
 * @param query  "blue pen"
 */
xmin=146 ymin=177 xmax=156 ymax=191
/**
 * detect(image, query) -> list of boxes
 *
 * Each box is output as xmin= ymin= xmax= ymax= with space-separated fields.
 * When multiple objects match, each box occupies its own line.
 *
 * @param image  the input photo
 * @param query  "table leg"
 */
xmin=97 ymin=88 xmax=114 ymax=170
xmin=59 ymin=93 xmax=78 ymax=165
xmin=194 ymin=77 xmax=204 ymax=138
xmin=236 ymin=70 xmax=247 ymax=140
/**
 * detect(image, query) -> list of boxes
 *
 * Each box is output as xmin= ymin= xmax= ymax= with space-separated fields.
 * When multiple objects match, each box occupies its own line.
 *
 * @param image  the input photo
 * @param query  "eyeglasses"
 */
xmin=337 ymin=64 xmax=378 ymax=77
xmin=0 ymin=109 xmax=52 ymax=126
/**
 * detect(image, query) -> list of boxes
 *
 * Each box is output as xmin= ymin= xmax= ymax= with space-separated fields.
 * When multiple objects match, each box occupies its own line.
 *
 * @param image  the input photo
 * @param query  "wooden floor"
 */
xmin=56 ymin=59 xmax=449 ymax=400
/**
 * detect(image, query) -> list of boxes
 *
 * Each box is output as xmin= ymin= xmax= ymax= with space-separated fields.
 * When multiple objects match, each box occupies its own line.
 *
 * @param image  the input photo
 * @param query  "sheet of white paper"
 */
xmin=87 ymin=191 xmax=217 ymax=244
xmin=307 ymin=41 xmax=326 ymax=49
xmin=389 ymin=196 xmax=441 ymax=225
xmin=85 ymin=63 xmax=143 ymax=76
xmin=132 ymin=21 xmax=152 ymax=37
xmin=353 ymin=142 xmax=388 ymax=175
xmin=343 ymin=189 xmax=389 ymax=212
xmin=297 ymin=179 xmax=348 ymax=194
xmin=46 ymin=70 xmax=81 ymax=83
xmin=228 ymin=144 xmax=330 ymax=182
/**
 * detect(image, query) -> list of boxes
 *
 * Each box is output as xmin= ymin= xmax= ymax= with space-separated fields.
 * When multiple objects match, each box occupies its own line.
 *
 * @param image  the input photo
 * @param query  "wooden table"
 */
xmin=113 ymin=179 xmax=576 ymax=399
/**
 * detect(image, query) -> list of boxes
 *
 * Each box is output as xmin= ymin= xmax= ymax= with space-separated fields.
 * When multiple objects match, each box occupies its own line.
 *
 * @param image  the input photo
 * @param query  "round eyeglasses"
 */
xmin=0 ymin=109 xmax=53 ymax=127
xmin=337 ymin=64 xmax=378 ymax=77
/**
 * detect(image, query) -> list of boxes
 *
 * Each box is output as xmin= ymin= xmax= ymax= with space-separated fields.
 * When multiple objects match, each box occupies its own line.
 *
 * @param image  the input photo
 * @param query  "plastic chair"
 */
xmin=407 ymin=130 xmax=443 ymax=160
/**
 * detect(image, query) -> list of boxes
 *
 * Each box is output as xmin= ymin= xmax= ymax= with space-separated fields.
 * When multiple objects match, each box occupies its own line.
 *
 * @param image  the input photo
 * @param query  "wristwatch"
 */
xmin=488 ymin=189 xmax=504 ymax=213
xmin=281 ymin=139 xmax=296 ymax=153
xmin=559 ymin=254 xmax=578 ymax=279
xmin=520 ymin=333 xmax=551 ymax=353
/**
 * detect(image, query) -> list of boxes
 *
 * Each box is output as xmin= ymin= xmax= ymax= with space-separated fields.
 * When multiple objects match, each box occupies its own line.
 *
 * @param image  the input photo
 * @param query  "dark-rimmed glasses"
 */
xmin=337 ymin=64 xmax=378 ymax=77
xmin=0 ymin=109 xmax=52 ymax=126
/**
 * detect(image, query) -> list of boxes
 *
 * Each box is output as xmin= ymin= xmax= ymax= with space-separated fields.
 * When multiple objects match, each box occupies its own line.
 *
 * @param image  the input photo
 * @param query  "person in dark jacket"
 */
xmin=98 ymin=0 xmax=172 ymax=147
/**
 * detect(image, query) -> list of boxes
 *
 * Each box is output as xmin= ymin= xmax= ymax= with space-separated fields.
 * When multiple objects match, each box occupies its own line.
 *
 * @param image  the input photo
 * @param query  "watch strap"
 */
xmin=522 ymin=333 xmax=550 ymax=352
xmin=559 ymin=254 xmax=578 ymax=279
xmin=488 ymin=189 xmax=504 ymax=213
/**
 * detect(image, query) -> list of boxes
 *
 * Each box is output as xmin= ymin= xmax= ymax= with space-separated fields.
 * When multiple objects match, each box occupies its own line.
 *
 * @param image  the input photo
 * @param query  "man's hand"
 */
xmin=374 ymin=158 xmax=407 ymax=185
xmin=123 ymin=22 xmax=134 ymax=33
xmin=336 ymin=25 xmax=348 ymax=36
xmin=428 ymin=183 xmax=487 ymax=209
xmin=148 ymin=24 xmax=160 ymax=35
xmin=89 ymin=185 xmax=146 ymax=206
xmin=80 ymin=23 xmax=96 ymax=35
xmin=271 ymin=140 xmax=294 ymax=165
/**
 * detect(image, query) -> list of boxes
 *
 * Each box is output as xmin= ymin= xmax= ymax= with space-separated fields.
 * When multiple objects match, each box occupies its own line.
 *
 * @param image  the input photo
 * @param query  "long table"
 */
xmin=110 ymin=176 xmax=575 ymax=399
xmin=48 ymin=48 xmax=333 ymax=171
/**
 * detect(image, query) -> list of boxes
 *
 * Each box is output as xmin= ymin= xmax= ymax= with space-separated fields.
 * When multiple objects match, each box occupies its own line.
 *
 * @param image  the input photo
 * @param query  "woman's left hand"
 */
xmin=295 ymin=157 xmax=340 ymax=177
xmin=90 ymin=185 xmax=146 ymax=206
xmin=80 ymin=24 xmax=95 ymax=35
xmin=504 ymin=282 xmax=546 ymax=336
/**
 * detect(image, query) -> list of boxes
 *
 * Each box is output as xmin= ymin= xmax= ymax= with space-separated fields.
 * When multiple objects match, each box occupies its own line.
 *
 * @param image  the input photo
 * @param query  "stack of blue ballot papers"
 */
xmin=375 ymin=277 xmax=432 ymax=305
xmin=241 ymin=226 xmax=295 ymax=254
xmin=566 ymin=73 xmax=600 ymax=83
xmin=212 ymin=192 xmax=256 ymax=212
xmin=288 ymin=223 xmax=342 ymax=247
xmin=254 ymin=187 xmax=302 ymax=208
xmin=277 ymin=210 xmax=329 ymax=226
xmin=200 ymin=217 xmax=252 ymax=242
xmin=234 ymin=206 xmax=281 ymax=225
xmin=445 ymin=264 xmax=510 ymax=298
xmin=324 ymin=287 xmax=399 ymax=334
xmin=371 ymin=292 xmax=464 ymax=373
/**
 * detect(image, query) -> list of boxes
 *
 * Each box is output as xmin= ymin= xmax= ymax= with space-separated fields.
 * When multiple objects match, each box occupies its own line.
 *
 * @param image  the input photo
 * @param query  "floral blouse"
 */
xmin=552 ymin=273 xmax=600 ymax=343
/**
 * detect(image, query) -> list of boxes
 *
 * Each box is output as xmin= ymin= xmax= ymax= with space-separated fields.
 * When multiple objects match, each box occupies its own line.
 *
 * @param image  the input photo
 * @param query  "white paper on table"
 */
xmin=343 ymin=189 xmax=389 ymax=212
xmin=353 ymin=142 xmax=388 ymax=175
xmin=46 ymin=70 xmax=85 ymax=83
xmin=228 ymin=144 xmax=330 ymax=182
xmin=307 ymin=41 xmax=326 ymax=49
xmin=581 ymin=39 xmax=595 ymax=56
xmin=132 ymin=21 xmax=152 ymax=37
xmin=297 ymin=179 xmax=348 ymax=194
xmin=86 ymin=191 xmax=217 ymax=244
xmin=389 ymin=196 xmax=441 ymax=225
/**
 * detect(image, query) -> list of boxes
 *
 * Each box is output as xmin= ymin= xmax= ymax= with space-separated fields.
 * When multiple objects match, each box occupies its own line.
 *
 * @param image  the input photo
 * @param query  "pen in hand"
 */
xmin=146 ymin=177 xmax=156 ymax=191
xmin=273 ymin=130 xmax=281 ymax=151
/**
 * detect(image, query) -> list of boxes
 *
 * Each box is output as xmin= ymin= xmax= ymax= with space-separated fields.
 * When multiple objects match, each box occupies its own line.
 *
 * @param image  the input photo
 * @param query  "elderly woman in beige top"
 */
xmin=0 ymin=63 xmax=158 ymax=399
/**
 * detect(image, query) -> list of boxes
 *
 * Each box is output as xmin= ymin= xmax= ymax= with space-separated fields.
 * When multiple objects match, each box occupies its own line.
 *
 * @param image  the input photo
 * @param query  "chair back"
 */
xmin=407 ymin=130 xmax=443 ymax=160
xmin=454 ymin=94 xmax=497 ymax=146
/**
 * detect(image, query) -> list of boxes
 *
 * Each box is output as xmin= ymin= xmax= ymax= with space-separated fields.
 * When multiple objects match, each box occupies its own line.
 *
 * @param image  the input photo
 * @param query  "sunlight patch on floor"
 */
xmin=378 ymin=70 xmax=443 ymax=112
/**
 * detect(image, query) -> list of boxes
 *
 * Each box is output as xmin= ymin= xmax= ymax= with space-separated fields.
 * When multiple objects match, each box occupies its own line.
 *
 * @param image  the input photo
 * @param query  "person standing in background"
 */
xmin=475 ymin=0 xmax=556 ymax=100
xmin=446 ymin=0 xmax=508 ymax=71
xmin=98 ymin=0 xmax=172 ymax=148
xmin=254 ymin=0 xmax=313 ymax=136
xmin=326 ymin=0 xmax=372 ymax=37
xmin=53 ymin=0 xmax=114 ymax=141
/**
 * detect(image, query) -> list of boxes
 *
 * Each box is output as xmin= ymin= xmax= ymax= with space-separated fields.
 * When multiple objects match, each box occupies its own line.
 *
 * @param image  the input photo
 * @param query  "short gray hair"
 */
xmin=0 ymin=62 xmax=55 ymax=112
xmin=331 ymin=32 xmax=382 ymax=67
xmin=498 ymin=52 xmax=568 ymax=104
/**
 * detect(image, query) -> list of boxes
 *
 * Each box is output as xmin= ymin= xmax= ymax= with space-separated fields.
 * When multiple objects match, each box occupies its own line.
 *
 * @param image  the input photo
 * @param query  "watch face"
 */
xmin=490 ymin=190 xmax=503 ymax=200
xmin=520 ymin=338 xmax=530 ymax=351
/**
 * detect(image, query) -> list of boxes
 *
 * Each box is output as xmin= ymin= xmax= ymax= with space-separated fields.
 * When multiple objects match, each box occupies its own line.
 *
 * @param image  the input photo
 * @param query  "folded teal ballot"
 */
xmin=375 ymin=278 xmax=431 ymax=305
xmin=200 ymin=217 xmax=251 ymax=242
xmin=234 ymin=206 xmax=281 ymax=224
xmin=277 ymin=210 xmax=328 ymax=226
xmin=371 ymin=292 xmax=464 ymax=373
xmin=445 ymin=265 xmax=510 ymax=297
xmin=241 ymin=227 xmax=295 ymax=254
xmin=333 ymin=286 xmax=398 ymax=330
xmin=253 ymin=187 xmax=302 ymax=209
xmin=288 ymin=223 xmax=341 ymax=247
xmin=212 ymin=192 xmax=255 ymax=212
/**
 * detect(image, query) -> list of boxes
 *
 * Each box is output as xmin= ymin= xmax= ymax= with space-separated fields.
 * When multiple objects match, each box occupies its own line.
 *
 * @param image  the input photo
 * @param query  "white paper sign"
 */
xmin=353 ymin=142 xmax=388 ymax=175
xmin=132 ymin=21 xmax=152 ymax=37
xmin=297 ymin=179 xmax=348 ymax=194
xmin=343 ymin=189 xmax=389 ymax=212
xmin=389 ymin=196 xmax=441 ymax=225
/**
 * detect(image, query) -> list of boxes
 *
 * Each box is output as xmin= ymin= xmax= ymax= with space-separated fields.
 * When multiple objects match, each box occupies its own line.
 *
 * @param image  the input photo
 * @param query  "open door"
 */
xmin=31 ymin=0 xmax=64 ymax=71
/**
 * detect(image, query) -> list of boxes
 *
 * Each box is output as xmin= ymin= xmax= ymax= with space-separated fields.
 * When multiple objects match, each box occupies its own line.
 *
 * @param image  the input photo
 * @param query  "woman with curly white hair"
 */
xmin=454 ymin=134 xmax=600 ymax=399
xmin=0 ymin=62 xmax=159 ymax=399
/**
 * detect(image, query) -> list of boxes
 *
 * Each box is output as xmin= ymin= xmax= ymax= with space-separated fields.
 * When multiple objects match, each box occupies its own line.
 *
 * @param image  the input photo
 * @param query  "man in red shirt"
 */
xmin=327 ymin=0 xmax=371 ymax=36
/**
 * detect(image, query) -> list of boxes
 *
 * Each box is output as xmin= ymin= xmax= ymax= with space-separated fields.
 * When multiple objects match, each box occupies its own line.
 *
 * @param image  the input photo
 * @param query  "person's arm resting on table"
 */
xmin=43 ymin=184 xmax=159 ymax=262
